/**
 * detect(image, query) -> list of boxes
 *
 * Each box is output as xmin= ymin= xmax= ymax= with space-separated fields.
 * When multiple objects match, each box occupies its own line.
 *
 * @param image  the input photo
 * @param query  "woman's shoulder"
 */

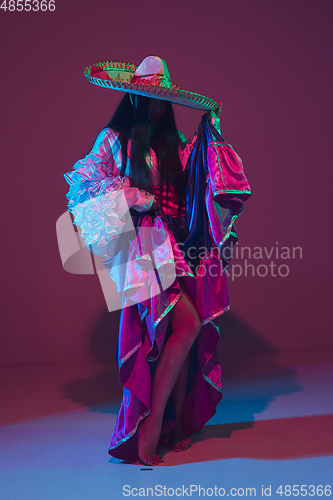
xmin=95 ymin=127 xmax=121 ymax=144
xmin=91 ymin=127 xmax=122 ymax=157
xmin=177 ymin=130 xmax=197 ymax=168
xmin=178 ymin=130 xmax=195 ymax=151
xmin=178 ymin=130 xmax=197 ymax=151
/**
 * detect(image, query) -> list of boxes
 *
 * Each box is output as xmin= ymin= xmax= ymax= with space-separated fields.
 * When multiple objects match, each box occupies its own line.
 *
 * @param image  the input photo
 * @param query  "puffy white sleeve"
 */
xmin=64 ymin=128 xmax=154 ymax=258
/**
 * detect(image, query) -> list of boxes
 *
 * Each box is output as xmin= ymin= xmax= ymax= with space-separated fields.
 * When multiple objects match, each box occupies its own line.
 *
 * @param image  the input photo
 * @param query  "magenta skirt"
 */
xmin=108 ymin=207 xmax=228 ymax=460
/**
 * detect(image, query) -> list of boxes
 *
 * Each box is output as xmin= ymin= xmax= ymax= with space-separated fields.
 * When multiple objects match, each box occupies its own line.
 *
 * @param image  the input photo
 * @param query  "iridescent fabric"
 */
xmin=63 ymin=116 xmax=251 ymax=461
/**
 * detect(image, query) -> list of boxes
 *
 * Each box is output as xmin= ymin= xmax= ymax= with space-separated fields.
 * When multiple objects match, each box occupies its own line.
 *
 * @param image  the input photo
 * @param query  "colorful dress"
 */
xmin=64 ymin=115 xmax=251 ymax=460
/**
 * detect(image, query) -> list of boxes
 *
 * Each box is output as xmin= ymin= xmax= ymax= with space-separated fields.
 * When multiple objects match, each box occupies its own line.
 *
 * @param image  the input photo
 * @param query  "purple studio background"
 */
xmin=1 ymin=0 xmax=332 ymax=373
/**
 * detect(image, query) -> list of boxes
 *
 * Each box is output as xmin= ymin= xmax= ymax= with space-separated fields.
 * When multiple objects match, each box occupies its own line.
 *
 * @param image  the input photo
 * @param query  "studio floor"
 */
xmin=1 ymin=350 xmax=332 ymax=499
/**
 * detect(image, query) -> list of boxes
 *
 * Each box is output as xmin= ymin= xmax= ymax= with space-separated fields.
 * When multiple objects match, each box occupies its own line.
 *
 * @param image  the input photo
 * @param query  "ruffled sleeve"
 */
xmin=182 ymin=115 xmax=251 ymax=273
xmin=204 ymin=118 xmax=251 ymax=269
xmin=63 ymin=128 xmax=154 ymax=259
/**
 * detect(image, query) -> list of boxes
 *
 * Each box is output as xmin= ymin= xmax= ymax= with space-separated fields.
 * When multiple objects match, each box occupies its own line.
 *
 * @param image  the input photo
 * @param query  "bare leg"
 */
xmin=169 ymin=279 xmax=195 ymax=451
xmin=170 ymin=352 xmax=189 ymax=422
xmin=138 ymin=287 xmax=201 ymax=465
xmin=169 ymin=352 xmax=192 ymax=451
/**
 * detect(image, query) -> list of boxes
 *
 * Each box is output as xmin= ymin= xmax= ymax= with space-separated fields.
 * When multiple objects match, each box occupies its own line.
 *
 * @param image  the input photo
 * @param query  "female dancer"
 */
xmin=64 ymin=56 xmax=251 ymax=465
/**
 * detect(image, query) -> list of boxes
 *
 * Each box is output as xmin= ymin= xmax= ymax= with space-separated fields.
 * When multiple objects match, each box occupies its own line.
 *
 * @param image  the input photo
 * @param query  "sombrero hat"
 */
xmin=84 ymin=55 xmax=218 ymax=111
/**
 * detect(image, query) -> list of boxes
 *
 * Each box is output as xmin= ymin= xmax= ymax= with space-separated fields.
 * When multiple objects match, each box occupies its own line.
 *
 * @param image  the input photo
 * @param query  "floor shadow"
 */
xmin=62 ymin=309 xmax=122 ymax=411
xmin=213 ymin=313 xmax=302 ymax=424
xmin=155 ymin=414 xmax=333 ymax=465
xmin=62 ymin=310 xmax=301 ymax=427
xmin=110 ymin=413 xmax=333 ymax=466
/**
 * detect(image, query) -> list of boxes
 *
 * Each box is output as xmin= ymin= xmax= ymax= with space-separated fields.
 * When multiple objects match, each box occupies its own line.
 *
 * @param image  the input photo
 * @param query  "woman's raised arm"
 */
xmin=63 ymin=128 xmax=153 ymax=258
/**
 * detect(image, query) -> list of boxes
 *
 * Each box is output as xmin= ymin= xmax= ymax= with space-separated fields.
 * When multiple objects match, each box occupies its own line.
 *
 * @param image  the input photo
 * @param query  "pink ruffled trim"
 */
xmin=207 ymin=141 xmax=251 ymax=196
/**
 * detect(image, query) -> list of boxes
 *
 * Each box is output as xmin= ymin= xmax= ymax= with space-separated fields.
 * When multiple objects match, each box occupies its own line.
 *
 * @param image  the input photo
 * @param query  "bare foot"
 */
xmin=168 ymin=422 xmax=192 ymax=452
xmin=138 ymin=415 xmax=164 ymax=466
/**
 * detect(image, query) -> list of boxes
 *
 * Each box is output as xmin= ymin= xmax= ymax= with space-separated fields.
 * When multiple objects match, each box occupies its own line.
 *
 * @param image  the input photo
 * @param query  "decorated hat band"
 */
xmin=84 ymin=56 xmax=218 ymax=111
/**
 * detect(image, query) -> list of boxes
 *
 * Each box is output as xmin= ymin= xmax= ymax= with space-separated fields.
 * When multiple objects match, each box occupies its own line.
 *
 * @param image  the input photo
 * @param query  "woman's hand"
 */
xmin=114 ymin=177 xmax=140 ymax=219
xmin=208 ymin=100 xmax=222 ymax=134
xmin=149 ymin=200 xmax=160 ymax=211
xmin=122 ymin=185 xmax=140 ymax=207
xmin=121 ymin=176 xmax=139 ymax=207
xmin=210 ymin=100 xmax=222 ymax=119
xmin=121 ymin=176 xmax=158 ymax=213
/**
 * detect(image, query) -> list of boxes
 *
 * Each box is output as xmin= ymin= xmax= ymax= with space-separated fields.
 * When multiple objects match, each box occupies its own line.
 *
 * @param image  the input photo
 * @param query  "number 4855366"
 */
xmin=0 ymin=0 xmax=56 ymax=11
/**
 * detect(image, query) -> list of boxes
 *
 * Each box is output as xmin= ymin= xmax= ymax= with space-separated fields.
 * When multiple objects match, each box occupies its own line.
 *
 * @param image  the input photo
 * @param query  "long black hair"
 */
xmin=106 ymin=93 xmax=186 ymax=217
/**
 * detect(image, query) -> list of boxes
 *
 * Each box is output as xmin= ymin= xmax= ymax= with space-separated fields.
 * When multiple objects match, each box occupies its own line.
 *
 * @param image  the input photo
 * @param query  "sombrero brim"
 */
xmin=84 ymin=60 xmax=218 ymax=111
